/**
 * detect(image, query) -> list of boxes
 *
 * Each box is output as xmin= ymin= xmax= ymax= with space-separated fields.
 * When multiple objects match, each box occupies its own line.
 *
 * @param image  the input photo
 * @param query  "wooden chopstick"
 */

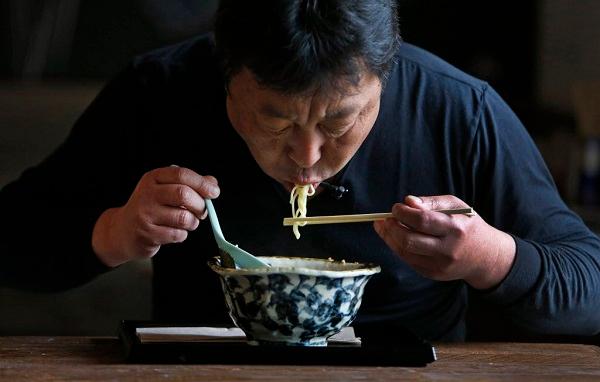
xmin=282 ymin=208 xmax=474 ymax=226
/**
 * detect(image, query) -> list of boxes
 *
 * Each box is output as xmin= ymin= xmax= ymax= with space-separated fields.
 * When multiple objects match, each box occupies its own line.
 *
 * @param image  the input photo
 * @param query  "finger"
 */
xmin=152 ymin=206 xmax=200 ymax=231
xmin=400 ymin=253 xmax=453 ymax=281
xmin=146 ymin=223 xmax=189 ymax=245
xmin=374 ymin=220 xmax=450 ymax=280
xmin=153 ymin=167 xmax=220 ymax=198
xmin=391 ymin=203 xmax=451 ymax=237
xmin=405 ymin=194 xmax=468 ymax=211
xmin=374 ymin=219 xmax=442 ymax=257
xmin=155 ymin=183 xmax=208 ymax=219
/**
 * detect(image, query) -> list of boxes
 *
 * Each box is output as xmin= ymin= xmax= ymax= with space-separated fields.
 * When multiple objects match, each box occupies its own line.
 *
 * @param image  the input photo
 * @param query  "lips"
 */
xmin=293 ymin=179 xmax=320 ymax=186
xmin=279 ymin=169 xmax=328 ymax=192
xmin=282 ymin=180 xmax=322 ymax=192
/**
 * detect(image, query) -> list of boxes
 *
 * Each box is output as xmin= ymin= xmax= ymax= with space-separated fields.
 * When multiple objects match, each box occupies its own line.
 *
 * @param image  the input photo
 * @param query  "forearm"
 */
xmin=0 ymin=192 xmax=111 ymax=291
xmin=92 ymin=207 xmax=129 ymax=268
xmin=459 ymin=77 xmax=600 ymax=337
xmin=480 ymin=233 xmax=600 ymax=336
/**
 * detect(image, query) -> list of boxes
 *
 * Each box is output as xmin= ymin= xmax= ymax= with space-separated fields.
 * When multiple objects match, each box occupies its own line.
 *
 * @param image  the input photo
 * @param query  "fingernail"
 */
xmin=406 ymin=195 xmax=423 ymax=204
xmin=208 ymin=184 xmax=220 ymax=198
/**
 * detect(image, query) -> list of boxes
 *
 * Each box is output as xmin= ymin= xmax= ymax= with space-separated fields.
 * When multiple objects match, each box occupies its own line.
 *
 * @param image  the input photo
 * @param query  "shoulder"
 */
xmin=380 ymin=42 xmax=501 ymax=137
xmin=126 ymin=33 xmax=220 ymax=88
xmin=133 ymin=33 xmax=216 ymax=68
xmin=394 ymin=42 xmax=488 ymax=96
xmin=372 ymin=43 xmax=514 ymax=162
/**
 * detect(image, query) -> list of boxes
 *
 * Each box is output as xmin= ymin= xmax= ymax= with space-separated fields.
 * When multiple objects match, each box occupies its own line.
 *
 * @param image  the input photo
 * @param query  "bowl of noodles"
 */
xmin=208 ymin=256 xmax=380 ymax=346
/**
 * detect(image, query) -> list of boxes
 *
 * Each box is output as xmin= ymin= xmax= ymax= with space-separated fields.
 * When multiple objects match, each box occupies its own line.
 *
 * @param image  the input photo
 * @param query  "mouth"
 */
xmin=282 ymin=180 xmax=322 ymax=192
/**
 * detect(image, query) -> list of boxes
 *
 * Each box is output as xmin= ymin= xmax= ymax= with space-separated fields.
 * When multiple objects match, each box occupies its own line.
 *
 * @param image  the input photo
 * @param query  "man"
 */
xmin=1 ymin=0 xmax=599 ymax=341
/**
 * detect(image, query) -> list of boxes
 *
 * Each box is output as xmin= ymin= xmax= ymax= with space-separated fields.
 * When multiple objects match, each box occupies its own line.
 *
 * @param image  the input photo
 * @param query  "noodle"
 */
xmin=289 ymin=184 xmax=315 ymax=239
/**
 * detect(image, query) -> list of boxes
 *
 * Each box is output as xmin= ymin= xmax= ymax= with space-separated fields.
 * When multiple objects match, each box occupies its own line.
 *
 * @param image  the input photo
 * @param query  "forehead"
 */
xmin=232 ymin=68 xmax=377 ymax=117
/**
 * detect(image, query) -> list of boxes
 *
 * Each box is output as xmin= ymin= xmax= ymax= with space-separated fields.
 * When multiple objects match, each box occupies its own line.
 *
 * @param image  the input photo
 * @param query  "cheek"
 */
xmin=229 ymin=105 xmax=266 ymax=149
xmin=344 ymin=103 xmax=379 ymax=146
xmin=235 ymin=121 xmax=287 ymax=164
xmin=226 ymin=94 xmax=289 ymax=172
xmin=323 ymin=114 xmax=376 ymax=164
xmin=247 ymin=137 xmax=290 ymax=178
xmin=334 ymin=120 xmax=372 ymax=152
xmin=324 ymin=138 xmax=358 ymax=165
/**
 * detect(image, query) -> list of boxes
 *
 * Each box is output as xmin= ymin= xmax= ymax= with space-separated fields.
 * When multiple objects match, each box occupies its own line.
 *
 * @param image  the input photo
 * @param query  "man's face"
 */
xmin=226 ymin=68 xmax=382 ymax=192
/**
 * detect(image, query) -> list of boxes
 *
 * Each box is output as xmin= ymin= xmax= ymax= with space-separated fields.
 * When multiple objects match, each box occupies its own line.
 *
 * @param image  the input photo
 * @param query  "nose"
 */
xmin=287 ymin=128 xmax=324 ymax=168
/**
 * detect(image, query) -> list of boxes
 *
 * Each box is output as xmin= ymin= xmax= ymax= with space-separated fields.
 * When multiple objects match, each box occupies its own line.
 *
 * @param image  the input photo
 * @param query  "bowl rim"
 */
xmin=207 ymin=256 xmax=381 ymax=277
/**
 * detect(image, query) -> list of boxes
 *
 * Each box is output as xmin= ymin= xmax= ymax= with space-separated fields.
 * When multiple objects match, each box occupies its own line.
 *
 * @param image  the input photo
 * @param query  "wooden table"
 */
xmin=1 ymin=336 xmax=599 ymax=381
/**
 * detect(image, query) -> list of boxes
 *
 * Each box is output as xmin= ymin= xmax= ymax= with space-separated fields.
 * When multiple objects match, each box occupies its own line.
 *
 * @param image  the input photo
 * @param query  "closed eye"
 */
xmin=319 ymin=121 xmax=355 ymax=138
xmin=264 ymin=123 xmax=293 ymax=136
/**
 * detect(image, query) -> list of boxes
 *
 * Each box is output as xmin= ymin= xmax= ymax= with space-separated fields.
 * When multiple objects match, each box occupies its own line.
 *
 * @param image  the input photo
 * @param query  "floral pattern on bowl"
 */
xmin=208 ymin=256 xmax=381 ymax=346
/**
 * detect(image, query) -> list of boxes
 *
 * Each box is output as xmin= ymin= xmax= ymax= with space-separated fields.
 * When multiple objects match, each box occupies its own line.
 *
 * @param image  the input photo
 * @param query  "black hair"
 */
xmin=214 ymin=0 xmax=400 ymax=94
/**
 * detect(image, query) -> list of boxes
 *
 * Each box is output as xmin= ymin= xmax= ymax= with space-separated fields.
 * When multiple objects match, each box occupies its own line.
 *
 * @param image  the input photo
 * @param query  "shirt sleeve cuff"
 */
xmin=475 ymin=235 xmax=541 ymax=306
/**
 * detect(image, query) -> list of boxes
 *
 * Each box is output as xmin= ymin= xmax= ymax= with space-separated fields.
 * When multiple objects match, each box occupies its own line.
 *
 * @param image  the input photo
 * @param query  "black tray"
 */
xmin=119 ymin=320 xmax=436 ymax=366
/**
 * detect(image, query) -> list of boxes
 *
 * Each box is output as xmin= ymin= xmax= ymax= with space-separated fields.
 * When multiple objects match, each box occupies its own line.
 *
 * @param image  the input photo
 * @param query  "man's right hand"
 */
xmin=92 ymin=166 xmax=220 ymax=267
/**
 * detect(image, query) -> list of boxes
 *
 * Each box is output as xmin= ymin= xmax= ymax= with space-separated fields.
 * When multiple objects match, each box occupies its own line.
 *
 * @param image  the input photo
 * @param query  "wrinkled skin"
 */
xmin=226 ymin=68 xmax=382 ymax=193
xmin=374 ymin=195 xmax=515 ymax=290
xmin=92 ymin=166 xmax=219 ymax=266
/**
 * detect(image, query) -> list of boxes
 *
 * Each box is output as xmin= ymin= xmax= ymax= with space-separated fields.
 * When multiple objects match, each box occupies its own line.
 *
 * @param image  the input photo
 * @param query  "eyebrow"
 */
xmin=325 ymin=105 xmax=358 ymax=119
xmin=260 ymin=105 xmax=295 ymax=120
xmin=259 ymin=104 xmax=359 ymax=120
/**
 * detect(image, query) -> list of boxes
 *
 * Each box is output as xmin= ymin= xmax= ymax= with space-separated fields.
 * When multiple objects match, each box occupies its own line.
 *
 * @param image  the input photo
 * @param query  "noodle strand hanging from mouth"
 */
xmin=289 ymin=184 xmax=315 ymax=239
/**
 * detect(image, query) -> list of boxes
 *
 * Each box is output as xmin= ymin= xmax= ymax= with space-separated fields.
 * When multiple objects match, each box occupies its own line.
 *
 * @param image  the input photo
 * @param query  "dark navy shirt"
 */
xmin=2 ymin=35 xmax=600 ymax=341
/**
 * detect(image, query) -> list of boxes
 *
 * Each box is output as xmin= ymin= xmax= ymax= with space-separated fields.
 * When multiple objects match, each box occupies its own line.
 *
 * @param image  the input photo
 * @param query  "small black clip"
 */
xmin=320 ymin=181 xmax=349 ymax=200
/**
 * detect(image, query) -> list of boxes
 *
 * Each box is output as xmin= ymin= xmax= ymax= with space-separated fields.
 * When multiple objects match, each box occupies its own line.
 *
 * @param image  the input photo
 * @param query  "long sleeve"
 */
xmin=470 ymin=86 xmax=600 ymax=336
xmin=0 ymin=63 xmax=155 ymax=292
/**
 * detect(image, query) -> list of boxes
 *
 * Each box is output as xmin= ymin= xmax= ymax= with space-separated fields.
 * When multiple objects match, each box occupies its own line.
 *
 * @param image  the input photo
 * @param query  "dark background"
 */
xmin=0 ymin=1 xmax=540 ymax=120
xmin=1 ymin=1 xmax=538 ymax=113
xmin=0 ymin=0 xmax=599 ymax=336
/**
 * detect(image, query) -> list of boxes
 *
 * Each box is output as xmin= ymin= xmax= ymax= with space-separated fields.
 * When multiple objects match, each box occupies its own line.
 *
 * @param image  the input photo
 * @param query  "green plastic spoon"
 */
xmin=204 ymin=199 xmax=270 ymax=269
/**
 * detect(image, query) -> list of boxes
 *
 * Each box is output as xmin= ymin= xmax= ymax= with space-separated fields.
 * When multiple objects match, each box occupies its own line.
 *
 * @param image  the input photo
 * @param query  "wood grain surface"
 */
xmin=1 ymin=337 xmax=599 ymax=381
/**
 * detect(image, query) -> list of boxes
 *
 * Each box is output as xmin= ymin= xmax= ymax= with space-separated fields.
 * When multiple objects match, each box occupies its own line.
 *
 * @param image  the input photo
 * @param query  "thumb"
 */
xmin=404 ymin=195 xmax=424 ymax=209
xmin=405 ymin=194 xmax=469 ymax=211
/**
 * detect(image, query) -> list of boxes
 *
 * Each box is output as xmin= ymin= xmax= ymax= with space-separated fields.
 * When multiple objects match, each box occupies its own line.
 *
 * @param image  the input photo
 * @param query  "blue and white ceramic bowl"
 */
xmin=208 ymin=256 xmax=381 ymax=346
